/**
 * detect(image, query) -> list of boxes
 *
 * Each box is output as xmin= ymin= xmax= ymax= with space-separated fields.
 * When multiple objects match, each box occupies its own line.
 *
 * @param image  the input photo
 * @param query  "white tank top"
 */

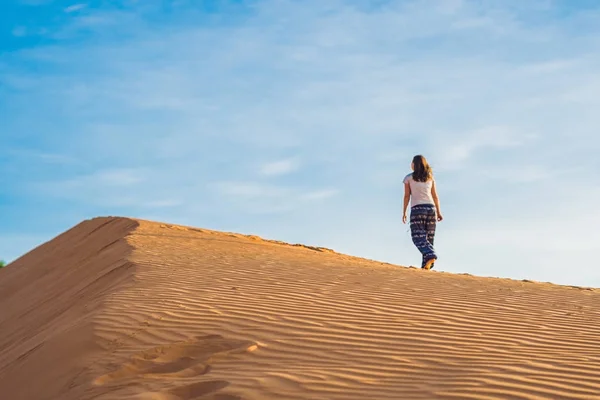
xmin=403 ymin=173 xmax=435 ymax=207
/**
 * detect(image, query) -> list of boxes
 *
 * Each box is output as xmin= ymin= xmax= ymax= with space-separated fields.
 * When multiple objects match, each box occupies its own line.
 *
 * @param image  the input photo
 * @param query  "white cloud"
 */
xmin=140 ymin=199 xmax=183 ymax=208
xmin=431 ymin=126 xmax=531 ymax=171
xmin=28 ymin=168 xmax=174 ymax=208
xmin=35 ymin=168 xmax=146 ymax=192
xmin=91 ymin=169 xmax=146 ymax=186
xmin=477 ymin=165 xmax=553 ymax=183
xmin=64 ymin=3 xmax=87 ymax=13
xmin=213 ymin=181 xmax=338 ymax=215
xmin=301 ymin=189 xmax=338 ymax=201
xmin=215 ymin=182 xmax=289 ymax=198
xmin=6 ymin=148 xmax=81 ymax=165
xmin=260 ymin=158 xmax=299 ymax=176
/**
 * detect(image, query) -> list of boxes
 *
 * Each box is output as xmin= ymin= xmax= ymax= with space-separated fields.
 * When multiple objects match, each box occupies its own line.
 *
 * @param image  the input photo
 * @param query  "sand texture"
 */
xmin=1 ymin=217 xmax=600 ymax=400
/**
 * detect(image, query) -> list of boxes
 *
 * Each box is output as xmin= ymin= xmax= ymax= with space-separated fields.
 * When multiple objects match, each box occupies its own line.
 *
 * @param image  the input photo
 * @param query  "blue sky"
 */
xmin=2 ymin=0 xmax=600 ymax=287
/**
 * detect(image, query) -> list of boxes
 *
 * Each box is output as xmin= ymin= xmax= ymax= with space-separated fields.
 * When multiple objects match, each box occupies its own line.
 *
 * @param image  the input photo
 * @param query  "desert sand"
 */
xmin=1 ymin=217 xmax=599 ymax=400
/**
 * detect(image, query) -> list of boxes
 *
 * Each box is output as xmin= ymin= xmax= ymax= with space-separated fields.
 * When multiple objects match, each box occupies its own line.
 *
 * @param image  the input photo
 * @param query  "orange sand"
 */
xmin=1 ymin=217 xmax=599 ymax=399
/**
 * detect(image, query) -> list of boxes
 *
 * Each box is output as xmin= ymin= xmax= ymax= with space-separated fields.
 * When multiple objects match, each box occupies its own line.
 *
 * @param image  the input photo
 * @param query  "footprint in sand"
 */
xmin=94 ymin=334 xmax=256 ymax=398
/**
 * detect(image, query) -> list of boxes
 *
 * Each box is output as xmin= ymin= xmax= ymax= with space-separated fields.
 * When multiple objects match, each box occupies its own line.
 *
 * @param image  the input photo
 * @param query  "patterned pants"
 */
xmin=410 ymin=204 xmax=437 ymax=268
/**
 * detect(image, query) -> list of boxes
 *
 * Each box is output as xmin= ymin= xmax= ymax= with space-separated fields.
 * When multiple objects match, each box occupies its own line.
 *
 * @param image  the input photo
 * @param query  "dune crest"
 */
xmin=1 ymin=217 xmax=599 ymax=399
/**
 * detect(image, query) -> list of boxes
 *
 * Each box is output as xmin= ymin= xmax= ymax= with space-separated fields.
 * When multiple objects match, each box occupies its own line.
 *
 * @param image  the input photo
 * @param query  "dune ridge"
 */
xmin=1 ymin=217 xmax=599 ymax=399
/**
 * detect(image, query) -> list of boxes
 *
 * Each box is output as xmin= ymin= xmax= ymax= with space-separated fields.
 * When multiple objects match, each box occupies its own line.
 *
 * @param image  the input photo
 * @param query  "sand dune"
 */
xmin=1 ymin=217 xmax=599 ymax=400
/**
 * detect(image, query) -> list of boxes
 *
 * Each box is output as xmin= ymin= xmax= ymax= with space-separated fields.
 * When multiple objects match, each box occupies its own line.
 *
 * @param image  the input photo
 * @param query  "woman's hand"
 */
xmin=437 ymin=212 xmax=444 ymax=222
xmin=402 ymin=214 xmax=408 ymax=224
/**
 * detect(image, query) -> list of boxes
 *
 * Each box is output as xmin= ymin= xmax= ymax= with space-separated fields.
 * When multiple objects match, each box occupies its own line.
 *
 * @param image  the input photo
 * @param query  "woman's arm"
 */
xmin=431 ymin=180 xmax=443 ymax=221
xmin=403 ymin=182 xmax=411 ymax=223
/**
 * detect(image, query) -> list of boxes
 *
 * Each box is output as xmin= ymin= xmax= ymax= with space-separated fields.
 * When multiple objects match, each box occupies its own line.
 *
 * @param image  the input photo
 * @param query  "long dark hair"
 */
xmin=412 ymin=155 xmax=433 ymax=182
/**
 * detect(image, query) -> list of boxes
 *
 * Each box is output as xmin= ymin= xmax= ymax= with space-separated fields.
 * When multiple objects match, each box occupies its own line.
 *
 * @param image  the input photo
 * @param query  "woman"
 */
xmin=402 ymin=155 xmax=443 ymax=270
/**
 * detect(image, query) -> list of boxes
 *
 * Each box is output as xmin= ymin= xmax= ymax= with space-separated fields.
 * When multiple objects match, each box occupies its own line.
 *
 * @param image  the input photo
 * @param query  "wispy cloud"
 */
xmin=432 ymin=125 xmax=533 ymax=171
xmin=76 ymin=169 xmax=146 ymax=187
xmin=216 ymin=182 xmax=289 ymax=199
xmin=260 ymin=158 xmax=299 ymax=177
xmin=31 ymin=169 xmax=180 ymax=208
xmin=214 ymin=181 xmax=338 ymax=214
xmin=301 ymin=189 xmax=338 ymax=201
xmin=64 ymin=3 xmax=87 ymax=13
xmin=6 ymin=148 xmax=82 ymax=165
